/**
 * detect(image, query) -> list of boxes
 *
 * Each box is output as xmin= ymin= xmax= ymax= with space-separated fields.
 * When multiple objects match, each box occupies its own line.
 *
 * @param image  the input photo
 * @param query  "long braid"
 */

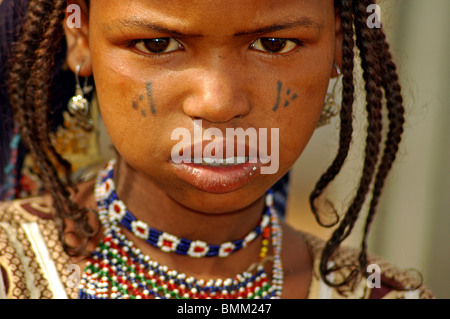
xmin=358 ymin=25 xmax=406 ymax=277
xmin=309 ymin=0 xmax=355 ymax=227
xmin=25 ymin=0 xmax=73 ymax=197
xmin=8 ymin=0 xmax=97 ymax=256
xmin=317 ymin=0 xmax=387 ymax=287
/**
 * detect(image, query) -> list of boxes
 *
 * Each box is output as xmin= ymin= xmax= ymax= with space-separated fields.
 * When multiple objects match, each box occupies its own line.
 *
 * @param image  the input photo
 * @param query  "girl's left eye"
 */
xmin=132 ymin=38 xmax=183 ymax=54
xmin=250 ymin=38 xmax=300 ymax=54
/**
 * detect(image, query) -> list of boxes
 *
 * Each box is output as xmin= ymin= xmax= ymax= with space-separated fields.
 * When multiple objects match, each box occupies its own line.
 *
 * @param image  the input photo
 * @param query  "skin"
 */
xmin=64 ymin=0 xmax=342 ymax=298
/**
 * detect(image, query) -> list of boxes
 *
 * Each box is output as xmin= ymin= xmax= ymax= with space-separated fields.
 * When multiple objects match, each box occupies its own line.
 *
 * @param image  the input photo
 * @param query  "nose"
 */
xmin=182 ymin=63 xmax=252 ymax=123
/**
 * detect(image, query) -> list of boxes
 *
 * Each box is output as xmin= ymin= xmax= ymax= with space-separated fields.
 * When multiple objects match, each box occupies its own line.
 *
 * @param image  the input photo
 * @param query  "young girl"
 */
xmin=0 ymin=0 xmax=433 ymax=299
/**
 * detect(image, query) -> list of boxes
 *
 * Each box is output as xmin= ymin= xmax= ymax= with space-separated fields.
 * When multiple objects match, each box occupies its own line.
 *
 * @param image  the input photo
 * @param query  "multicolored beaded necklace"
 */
xmin=78 ymin=159 xmax=284 ymax=299
xmin=99 ymin=161 xmax=271 ymax=258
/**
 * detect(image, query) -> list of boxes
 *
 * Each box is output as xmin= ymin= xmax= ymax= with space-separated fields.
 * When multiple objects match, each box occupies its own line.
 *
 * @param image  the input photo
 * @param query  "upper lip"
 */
xmin=172 ymin=138 xmax=260 ymax=163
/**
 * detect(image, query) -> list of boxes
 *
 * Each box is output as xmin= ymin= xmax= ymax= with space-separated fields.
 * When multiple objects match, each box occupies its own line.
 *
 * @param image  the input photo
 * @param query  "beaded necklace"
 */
xmin=78 ymin=160 xmax=283 ymax=299
xmin=99 ymin=160 xmax=271 ymax=258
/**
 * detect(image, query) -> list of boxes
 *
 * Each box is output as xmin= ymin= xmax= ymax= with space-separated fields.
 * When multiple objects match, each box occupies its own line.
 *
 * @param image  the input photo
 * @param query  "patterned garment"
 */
xmin=0 ymin=197 xmax=434 ymax=299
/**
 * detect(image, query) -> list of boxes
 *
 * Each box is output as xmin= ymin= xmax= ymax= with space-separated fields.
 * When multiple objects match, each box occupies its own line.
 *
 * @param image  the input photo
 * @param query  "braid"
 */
xmin=8 ymin=0 xmax=98 ymax=256
xmin=315 ymin=0 xmax=406 ymax=288
xmin=309 ymin=0 xmax=354 ymax=228
xmin=358 ymin=24 xmax=405 ymax=276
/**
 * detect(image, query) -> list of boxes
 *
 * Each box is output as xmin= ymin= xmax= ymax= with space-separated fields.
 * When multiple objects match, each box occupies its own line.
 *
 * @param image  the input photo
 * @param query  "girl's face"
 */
xmin=84 ymin=0 xmax=340 ymax=213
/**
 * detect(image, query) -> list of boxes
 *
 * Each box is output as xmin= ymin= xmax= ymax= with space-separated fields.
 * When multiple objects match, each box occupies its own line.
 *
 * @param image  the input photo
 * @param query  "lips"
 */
xmin=170 ymin=159 xmax=262 ymax=194
xmin=169 ymin=140 xmax=263 ymax=194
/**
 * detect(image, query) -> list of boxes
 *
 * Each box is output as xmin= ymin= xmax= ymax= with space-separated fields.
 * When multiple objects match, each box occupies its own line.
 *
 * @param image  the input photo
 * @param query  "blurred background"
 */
xmin=286 ymin=0 xmax=450 ymax=298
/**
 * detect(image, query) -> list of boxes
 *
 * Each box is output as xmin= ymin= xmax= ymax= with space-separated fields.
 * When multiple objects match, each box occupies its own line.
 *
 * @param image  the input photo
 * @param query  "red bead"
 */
xmin=193 ymin=246 xmax=205 ymax=253
xmin=162 ymin=240 xmax=173 ymax=248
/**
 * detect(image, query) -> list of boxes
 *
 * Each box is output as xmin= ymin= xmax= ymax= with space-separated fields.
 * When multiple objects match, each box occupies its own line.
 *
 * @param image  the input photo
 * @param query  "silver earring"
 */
xmin=317 ymin=64 xmax=341 ymax=128
xmin=67 ymin=64 xmax=94 ymax=131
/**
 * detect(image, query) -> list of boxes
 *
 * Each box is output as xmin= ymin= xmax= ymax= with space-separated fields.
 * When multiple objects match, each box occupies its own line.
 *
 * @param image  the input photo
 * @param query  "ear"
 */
xmin=64 ymin=0 xmax=92 ymax=77
xmin=332 ymin=7 xmax=343 ymax=78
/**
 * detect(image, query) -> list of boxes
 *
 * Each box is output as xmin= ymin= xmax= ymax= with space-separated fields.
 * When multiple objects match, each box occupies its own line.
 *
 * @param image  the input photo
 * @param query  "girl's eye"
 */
xmin=133 ymin=38 xmax=183 ymax=54
xmin=250 ymin=38 xmax=300 ymax=54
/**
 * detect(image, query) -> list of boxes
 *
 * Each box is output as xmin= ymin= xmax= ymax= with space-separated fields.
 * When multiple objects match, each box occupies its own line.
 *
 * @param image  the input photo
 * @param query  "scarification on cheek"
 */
xmin=131 ymin=81 xmax=158 ymax=118
xmin=272 ymin=80 xmax=298 ymax=111
xmin=146 ymin=82 xmax=157 ymax=115
xmin=131 ymin=94 xmax=148 ymax=117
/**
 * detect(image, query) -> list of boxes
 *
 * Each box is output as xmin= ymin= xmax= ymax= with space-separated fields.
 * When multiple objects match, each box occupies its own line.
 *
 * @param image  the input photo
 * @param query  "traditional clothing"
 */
xmin=0 ymin=197 xmax=433 ymax=299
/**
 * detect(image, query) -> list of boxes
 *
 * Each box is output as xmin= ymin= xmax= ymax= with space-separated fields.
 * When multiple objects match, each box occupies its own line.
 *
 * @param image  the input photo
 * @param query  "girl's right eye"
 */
xmin=131 ymin=38 xmax=184 ymax=55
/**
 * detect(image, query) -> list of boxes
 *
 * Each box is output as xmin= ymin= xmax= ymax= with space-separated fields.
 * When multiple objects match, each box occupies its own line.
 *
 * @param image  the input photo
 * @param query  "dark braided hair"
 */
xmin=7 ymin=0 xmax=97 ymax=256
xmin=310 ymin=0 xmax=406 ymax=287
xmin=8 ymin=0 xmax=406 ymax=288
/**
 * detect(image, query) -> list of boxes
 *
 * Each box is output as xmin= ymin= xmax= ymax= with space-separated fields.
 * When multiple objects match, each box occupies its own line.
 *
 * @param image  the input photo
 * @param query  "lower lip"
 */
xmin=170 ymin=160 xmax=262 ymax=194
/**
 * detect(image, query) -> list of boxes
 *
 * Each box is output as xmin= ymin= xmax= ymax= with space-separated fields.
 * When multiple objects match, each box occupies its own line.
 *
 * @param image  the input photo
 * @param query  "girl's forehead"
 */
xmin=91 ymin=0 xmax=332 ymax=34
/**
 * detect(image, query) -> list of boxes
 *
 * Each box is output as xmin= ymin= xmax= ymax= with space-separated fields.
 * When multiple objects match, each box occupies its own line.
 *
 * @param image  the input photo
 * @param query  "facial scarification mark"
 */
xmin=273 ymin=81 xmax=298 ymax=111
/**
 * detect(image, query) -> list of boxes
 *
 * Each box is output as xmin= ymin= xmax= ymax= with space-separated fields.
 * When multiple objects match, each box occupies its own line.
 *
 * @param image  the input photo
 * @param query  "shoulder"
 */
xmin=299 ymin=231 xmax=434 ymax=299
xmin=0 ymin=197 xmax=77 ymax=299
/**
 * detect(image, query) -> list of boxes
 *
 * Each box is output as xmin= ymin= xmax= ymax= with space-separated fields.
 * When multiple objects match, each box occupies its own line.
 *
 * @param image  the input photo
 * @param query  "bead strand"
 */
xmin=78 ymin=160 xmax=284 ymax=299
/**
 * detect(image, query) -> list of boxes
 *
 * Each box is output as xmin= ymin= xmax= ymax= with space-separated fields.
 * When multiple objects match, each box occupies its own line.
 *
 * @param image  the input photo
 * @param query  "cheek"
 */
xmin=272 ymin=72 xmax=330 ymax=168
xmin=92 ymin=65 xmax=163 ymax=167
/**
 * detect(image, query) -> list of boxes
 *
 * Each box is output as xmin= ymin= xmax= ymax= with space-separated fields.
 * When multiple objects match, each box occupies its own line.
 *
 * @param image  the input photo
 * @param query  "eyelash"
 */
xmin=126 ymin=37 xmax=304 ymax=57
xmin=127 ymin=38 xmax=184 ymax=56
xmin=249 ymin=38 xmax=304 ymax=56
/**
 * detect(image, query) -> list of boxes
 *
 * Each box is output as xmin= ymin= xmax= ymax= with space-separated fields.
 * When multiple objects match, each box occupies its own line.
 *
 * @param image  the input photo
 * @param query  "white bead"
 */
xmin=186 ymin=277 xmax=195 ymax=284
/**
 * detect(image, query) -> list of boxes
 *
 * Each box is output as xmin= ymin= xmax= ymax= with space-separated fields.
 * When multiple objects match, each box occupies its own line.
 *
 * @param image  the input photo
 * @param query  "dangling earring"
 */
xmin=317 ymin=64 xmax=342 ymax=128
xmin=50 ymin=64 xmax=95 ymax=160
xmin=67 ymin=64 xmax=94 ymax=131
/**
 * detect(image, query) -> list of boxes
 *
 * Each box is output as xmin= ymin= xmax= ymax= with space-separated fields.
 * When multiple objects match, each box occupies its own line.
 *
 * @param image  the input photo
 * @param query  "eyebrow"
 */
xmin=106 ymin=19 xmax=203 ymax=38
xmin=234 ymin=17 xmax=324 ymax=36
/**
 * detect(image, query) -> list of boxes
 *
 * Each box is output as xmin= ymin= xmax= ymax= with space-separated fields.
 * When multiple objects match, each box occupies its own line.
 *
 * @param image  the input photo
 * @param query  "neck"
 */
xmin=114 ymin=157 xmax=266 ymax=244
xmin=113 ymin=157 xmax=268 ymax=278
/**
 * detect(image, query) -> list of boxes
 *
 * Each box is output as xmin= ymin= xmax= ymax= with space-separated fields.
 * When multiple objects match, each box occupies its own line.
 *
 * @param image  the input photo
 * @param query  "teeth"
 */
xmin=225 ymin=156 xmax=247 ymax=164
xmin=200 ymin=157 xmax=249 ymax=166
